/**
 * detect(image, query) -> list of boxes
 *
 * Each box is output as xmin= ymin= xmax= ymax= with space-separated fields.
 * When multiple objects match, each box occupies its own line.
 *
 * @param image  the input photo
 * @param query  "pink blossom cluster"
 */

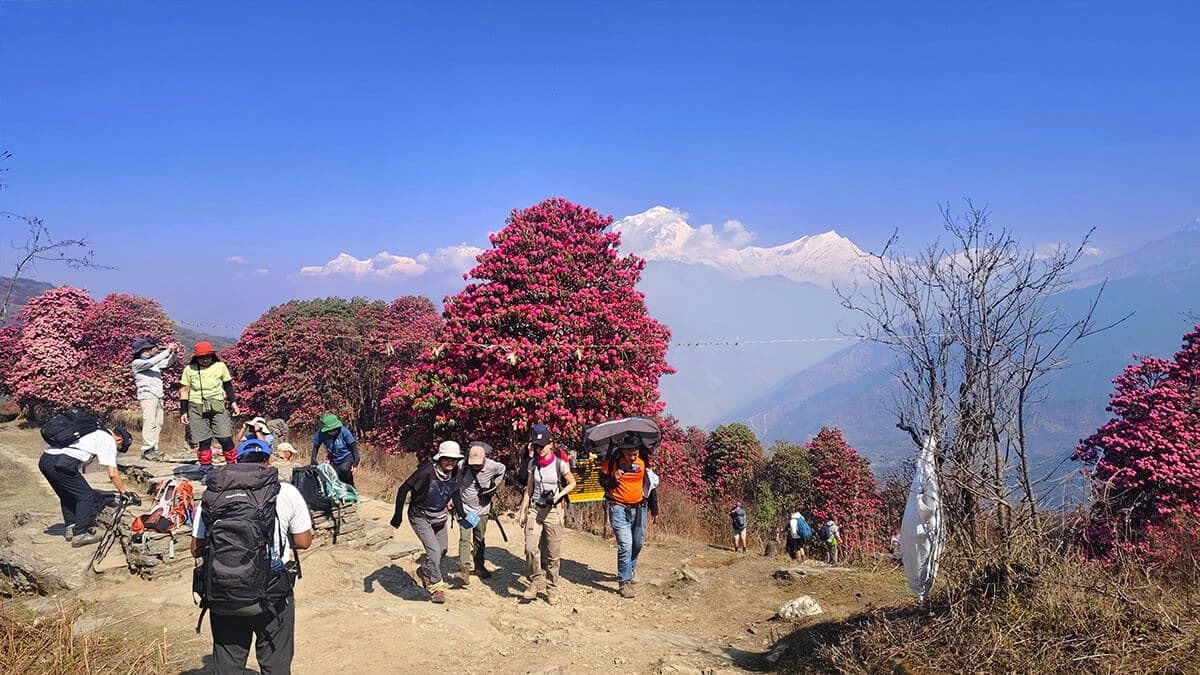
xmin=381 ymin=197 xmax=675 ymax=457
xmin=224 ymin=296 xmax=442 ymax=434
xmin=1076 ymin=325 xmax=1200 ymax=555
xmin=807 ymin=427 xmax=884 ymax=551
xmin=0 ymin=287 xmax=176 ymax=415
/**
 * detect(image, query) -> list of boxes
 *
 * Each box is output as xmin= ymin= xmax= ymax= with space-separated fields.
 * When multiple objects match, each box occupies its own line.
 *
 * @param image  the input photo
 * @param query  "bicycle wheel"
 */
xmin=90 ymin=525 xmax=121 ymax=573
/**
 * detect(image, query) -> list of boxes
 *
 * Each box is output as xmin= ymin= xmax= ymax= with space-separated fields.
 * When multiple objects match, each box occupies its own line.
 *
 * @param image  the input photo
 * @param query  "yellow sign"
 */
xmin=569 ymin=458 xmax=605 ymax=503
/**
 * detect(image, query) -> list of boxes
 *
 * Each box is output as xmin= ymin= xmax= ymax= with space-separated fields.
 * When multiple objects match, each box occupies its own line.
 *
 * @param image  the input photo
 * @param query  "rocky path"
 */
xmin=0 ymin=424 xmax=908 ymax=673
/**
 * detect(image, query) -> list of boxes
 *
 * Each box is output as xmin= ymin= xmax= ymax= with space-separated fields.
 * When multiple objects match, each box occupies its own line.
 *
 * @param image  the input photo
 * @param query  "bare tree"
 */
xmin=0 ymin=215 xmax=106 ymax=321
xmin=841 ymin=202 xmax=1116 ymax=568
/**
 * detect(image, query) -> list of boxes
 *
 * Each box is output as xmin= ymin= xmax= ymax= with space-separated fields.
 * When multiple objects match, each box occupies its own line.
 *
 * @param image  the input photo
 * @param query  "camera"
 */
xmin=534 ymin=490 xmax=557 ymax=508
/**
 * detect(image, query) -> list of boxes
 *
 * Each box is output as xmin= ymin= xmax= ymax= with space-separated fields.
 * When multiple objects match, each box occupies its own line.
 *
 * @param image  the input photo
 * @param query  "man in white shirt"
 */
xmin=38 ymin=424 xmax=133 ymax=547
xmin=192 ymin=439 xmax=312 ymax=673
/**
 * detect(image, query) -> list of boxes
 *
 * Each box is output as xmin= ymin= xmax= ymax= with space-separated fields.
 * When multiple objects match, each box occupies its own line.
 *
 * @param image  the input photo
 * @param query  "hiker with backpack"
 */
xmin=518 ymin=424 xmax=576 ymax=605
xmin=455 ymin=440 xmax=506 ymax=584
xmin=821 ymin=519 xmax=842 ymax=564
xmin=598 ymin=440 xmax=660 ymax=599
xmin=729 ymin=503 xmax=748 ymax=553
xmin=179 ymin=341 xmax=240 ymax=475
xmin=390 ymin=441 xmax=463 ymax=604
xmin=787 ymin=511 xmax=814 ymax=562
xmin=310 ymin=413 xmax=360 ymax=487
xmin=191 ymin=438 xmax=312 ymax=674
xmin=37 ymin=410 xmax=134 ymax=547
xmin=130 ymin=336 xmax=177 ymax=461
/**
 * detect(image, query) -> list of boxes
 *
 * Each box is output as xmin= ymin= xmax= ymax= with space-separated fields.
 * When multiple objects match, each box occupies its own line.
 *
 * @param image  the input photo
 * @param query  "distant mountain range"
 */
xmin=713 ymin=228 xmax=1200 ymax=470
xmin=0 ymin=277 xmax=238 ymax=350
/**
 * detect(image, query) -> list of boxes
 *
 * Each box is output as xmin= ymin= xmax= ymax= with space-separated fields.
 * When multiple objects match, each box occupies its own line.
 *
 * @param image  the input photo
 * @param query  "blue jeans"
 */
xmin=608 ymin=502 xmax=646 ymax=583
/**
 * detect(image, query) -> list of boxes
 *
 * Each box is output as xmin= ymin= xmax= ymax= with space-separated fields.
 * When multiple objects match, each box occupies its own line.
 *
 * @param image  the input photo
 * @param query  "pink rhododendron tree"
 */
xmin=3 ymin=287 xmax=176 ymax=417
xmin=704 ymin=423 xmax=765 ymax=503
xmin=224 ymin=296 xmax=441 ymax=433
xmin=806 ymin=427 xmax=883 ymax=551
xmin=1075 ymin=325 xmax=1200 ymax=559
xmin=656 ymin=417 xmax=711 ymax=505
xmin=384 ymin=198 xmax=673 ymax=457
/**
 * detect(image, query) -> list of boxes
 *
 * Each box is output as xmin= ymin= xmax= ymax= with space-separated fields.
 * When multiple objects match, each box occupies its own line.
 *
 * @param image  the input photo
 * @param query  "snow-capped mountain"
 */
xmin=613 ymin=206 xmax=869 ymax=289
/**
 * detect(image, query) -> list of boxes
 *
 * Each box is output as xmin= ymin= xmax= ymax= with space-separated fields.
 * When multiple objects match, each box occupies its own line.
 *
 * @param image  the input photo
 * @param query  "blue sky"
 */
xmin=1 ymin=1 xmax=1197 ymax=333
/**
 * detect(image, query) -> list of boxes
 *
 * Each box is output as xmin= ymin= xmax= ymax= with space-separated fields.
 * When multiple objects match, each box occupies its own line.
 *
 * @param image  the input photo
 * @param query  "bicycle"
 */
xmin=90 ymin=492 xmax=142 ymax=574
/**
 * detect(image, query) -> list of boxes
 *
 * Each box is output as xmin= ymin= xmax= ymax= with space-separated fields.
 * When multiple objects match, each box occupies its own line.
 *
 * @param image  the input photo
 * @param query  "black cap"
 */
xmin=529 ymin=423 xmax=553 ymax=447
xmin=113 ymin=425 xmax=133 ymax=454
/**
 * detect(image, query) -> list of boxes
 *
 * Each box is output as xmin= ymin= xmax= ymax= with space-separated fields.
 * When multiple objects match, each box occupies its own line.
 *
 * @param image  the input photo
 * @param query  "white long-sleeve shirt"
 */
xmin=131 ymin=348 xmax=174 ymax=400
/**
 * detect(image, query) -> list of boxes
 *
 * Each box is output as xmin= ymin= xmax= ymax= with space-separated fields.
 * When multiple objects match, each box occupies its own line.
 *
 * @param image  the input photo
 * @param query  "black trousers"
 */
xmin=211 ymin=596 xmax=296 ymax=674
xmin=334 ymin=460 xmax=355 ymax=487
xmin=37 ymin=453 xmax=99 ymax=531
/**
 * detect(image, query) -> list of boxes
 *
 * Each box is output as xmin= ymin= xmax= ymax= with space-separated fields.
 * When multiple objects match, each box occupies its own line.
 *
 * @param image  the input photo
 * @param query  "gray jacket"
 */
xmin=131 ymin=348 xmax=174 ymax=400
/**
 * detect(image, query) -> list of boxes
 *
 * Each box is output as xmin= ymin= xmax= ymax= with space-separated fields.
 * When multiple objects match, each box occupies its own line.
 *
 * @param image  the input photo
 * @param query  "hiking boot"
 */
xmin=63 ymin=524 xmax=74 ymax=541
xmin=475 ymin=567 xmax=493 ymax=580
xmin=458 ymin=564 xmax=472 ymax=586
xmin=546 ymin=589 xmax=560 ymax=606
xmin=70 ymin=528 xmax=102 ymax=547
xmin=618 ymin=582 xmax=635 ymax=599
xmin=141 ymin=447 xmax=164 ymax=462
xmin=430 ymin=589 xmax=446 ymax=604
xmin=521 ymin=582 xmax=541 ymax=601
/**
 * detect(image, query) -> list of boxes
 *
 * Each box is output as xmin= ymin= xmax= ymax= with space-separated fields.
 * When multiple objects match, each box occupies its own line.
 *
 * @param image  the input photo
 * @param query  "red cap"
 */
xmin=192 ymin=341 xmax=216 ymax=357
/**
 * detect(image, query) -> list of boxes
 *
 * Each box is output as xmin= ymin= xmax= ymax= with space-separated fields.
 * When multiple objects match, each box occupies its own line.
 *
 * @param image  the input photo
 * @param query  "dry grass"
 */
xmin=777 ymin=546 xmax=1200 ymax=674
xmin=0 ymin=602 xmax=172 ymax=674
xmin=353 ymin=444 xmax=418 ymax=502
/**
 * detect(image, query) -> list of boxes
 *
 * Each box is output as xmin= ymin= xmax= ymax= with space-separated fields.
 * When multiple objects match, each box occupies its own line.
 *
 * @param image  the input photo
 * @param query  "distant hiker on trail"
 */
xmin=599 ymin=441 xmax=659 ymax=599
xmin=729 ymin=504 xmax=748 ymax=553
xmin=391 ymin=441 xmax=463 ymax=604
xmin=130 ymin=336 xmax=176 ymax=461
xmin=455 ymin=441 xmax=506 ymax=584
xmin=192 ymin=439 xmax=312 ymax=675
xmin=179 ymin=341 xmax=240 ymax=474
xmin=238 ymin=416 xmax=276 ymax=454
xmin=311 ymin=413 xmax=360 ymax=487
xmin=822 ymin=519 xmax=842 ymax=564
xmin=518 ymin=424 xmax=576 ymax=605
xmin=787 ymin=511 xmax=813 ymax=562
xmin=38 ymin=411 xmax=133 ymax=547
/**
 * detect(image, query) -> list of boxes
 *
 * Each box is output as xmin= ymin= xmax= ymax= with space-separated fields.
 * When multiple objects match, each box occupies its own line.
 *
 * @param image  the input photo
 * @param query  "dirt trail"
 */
xmin=0 ymin=424 xmax=909 ymax=673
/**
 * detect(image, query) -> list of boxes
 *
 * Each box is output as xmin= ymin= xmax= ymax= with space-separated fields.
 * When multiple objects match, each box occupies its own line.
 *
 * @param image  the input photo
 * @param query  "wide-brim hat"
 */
xmin=319 ymin=414 xmax=343 ymax=432
xmin=249 ymin=416 xmax=270 ymax=432
xmin=434 ymin=440 xmax=463 ymax=461
xmin=191 ymin=341 xmax=219 ymax=360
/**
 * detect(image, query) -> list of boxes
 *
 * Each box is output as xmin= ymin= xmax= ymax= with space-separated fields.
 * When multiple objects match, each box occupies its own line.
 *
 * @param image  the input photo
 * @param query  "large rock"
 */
xmin=778 ymin=595 xmax=823 ymax=620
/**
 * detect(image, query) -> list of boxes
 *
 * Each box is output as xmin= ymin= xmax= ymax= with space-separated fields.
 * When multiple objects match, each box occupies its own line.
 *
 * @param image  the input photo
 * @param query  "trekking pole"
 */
xmin=489 ymin=511 xmax=508 ymax=543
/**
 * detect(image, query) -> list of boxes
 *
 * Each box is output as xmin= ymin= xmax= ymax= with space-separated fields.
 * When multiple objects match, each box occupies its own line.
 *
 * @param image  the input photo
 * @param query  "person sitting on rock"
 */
xmin=238 ymin=416 xmax=276 ymax=454
xmin=311 ymin=414 xmax=360 ymax=487
xmin=38 ymin=422 xmax=133 ymax=547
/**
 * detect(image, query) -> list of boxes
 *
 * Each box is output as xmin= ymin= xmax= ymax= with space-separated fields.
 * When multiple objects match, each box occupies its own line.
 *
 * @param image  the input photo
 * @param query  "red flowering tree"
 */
xmin=656 ymin=417 xmax=711 ymax=504
xmin=1075 ymin=326 xmax=1200 ymax=559
xmin=704 ymin=423 xmax=765 ymax=503
xmin=224 ymin=296 xmax=442 ymax=434
xmin=385 ymin=198 xmax=673 ymax=455
xmin=3 ymin=287 xmax=176 ymax=417
xmin=806 ymin=427 xmax=883 ymax=551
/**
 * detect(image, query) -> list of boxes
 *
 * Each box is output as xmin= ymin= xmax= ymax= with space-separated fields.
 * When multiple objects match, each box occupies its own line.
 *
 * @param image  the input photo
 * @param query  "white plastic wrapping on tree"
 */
xmin=901 ymin=434 xmax=943 ymax=601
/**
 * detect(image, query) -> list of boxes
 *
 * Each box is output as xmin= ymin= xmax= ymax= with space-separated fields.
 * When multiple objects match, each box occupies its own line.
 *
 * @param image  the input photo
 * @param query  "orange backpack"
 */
xmin=131 ymin=478 xmax=196 ymax=534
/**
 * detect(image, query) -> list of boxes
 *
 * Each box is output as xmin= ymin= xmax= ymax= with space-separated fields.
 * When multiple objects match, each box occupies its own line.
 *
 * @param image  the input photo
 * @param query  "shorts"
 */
xmin=188 ymin=406 xmax=233 ymax=444
xmin=733 ymin=528 xmax=747 ymax=539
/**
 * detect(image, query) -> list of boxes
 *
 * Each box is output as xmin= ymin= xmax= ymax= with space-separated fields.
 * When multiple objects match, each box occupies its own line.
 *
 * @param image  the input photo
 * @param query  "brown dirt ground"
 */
xmin=0 ymin=423 xmax=910 ymax=673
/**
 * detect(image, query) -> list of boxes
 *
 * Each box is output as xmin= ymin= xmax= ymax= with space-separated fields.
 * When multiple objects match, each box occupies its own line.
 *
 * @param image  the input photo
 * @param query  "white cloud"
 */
xmin=299 ymin=245 xmax=483 ymax=280
xmin=226 ymin=255 xmax=246 ymax=264
xmin=254 ymin=268 xmax=270 ymax=276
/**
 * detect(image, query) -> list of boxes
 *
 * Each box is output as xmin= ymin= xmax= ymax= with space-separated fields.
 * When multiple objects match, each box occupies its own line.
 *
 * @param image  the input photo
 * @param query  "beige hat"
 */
xmin=434 ymin=440 xmax=463 ymax=460
xmin=467 ymin=443 xmax=487 ymax=465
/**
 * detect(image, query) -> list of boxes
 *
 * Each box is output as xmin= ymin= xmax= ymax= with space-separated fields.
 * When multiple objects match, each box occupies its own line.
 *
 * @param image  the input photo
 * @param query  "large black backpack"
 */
xmin=193 ymin=464 xmax=292 ymax=631
xmin=291 ymin=465 xmax=331 ymax=512
xmin=42 ymin=408 xmax=106 ymax=448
